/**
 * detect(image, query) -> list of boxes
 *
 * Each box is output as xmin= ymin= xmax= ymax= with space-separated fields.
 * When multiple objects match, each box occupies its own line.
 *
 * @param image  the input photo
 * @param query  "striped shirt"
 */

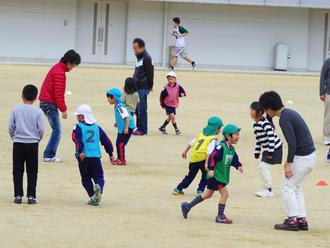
xmin=253 ymin=117 xmax=282 ymax=156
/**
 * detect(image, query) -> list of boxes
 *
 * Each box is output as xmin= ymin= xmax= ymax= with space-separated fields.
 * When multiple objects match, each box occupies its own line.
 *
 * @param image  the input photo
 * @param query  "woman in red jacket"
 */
xmin=39 ymin=50 xmax=81 ymax=163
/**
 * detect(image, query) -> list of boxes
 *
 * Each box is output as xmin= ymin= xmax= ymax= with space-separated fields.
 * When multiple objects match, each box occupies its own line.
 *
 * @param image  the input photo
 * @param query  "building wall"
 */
xmin=0 ymin=0 xmax=77 ymax=60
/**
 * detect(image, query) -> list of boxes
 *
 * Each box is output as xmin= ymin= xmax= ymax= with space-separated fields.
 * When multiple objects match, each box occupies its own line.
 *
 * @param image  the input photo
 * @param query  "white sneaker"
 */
xmin=255 ymin=188 xmax=274 ymax=198
xmin=43 ymin=157 xmax=63 ymax=163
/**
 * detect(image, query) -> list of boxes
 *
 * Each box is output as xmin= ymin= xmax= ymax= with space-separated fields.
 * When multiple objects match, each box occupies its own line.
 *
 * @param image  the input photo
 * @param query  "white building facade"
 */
xmin=0 ymin=0 xmax=329 ymax=71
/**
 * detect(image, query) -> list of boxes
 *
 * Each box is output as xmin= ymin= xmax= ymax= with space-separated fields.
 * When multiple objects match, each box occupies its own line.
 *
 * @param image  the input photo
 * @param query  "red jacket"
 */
xmin=39 ymin=62 xmax=67 ymax=112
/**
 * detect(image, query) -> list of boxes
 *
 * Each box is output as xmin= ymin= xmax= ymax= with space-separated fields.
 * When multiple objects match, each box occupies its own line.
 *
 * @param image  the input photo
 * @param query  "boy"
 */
xmin=107 ymin=88 xmax=136 ymax=165
xmin=169 ymin=17 xmax=196 ymax=71
xmin=173 ymin=117 xmax=223 ymax=195
xmin=9 ymin=84 xmax=45 ymax=204
xmin=259 ymin=91 xmax=316 ymax=231
xmin=159 ymin=71 xmax=186 ymax=135
xmin=72 ymin=104 xmax=114 ymax=206
xmin=181 ymin=124 xmax=243 ymax=224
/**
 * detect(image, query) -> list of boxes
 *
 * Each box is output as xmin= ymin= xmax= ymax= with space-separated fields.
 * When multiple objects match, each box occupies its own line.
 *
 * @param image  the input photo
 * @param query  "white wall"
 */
xmin=125 ymin=1 xmax=164 ymax=65
xmin=166 ymin=3 xmax=310 ymax=70
xmin=0 ymin=0 xmax=77 ymax=60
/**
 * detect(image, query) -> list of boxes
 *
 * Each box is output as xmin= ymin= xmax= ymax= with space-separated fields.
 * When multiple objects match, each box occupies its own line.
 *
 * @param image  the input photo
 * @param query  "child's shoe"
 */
xmin=159 ymin=126 xmax=168 ymax=134
xmin=215 ymin=214 xmax=233 ymax=224
xmin=133 ymin=129 xmax=145 ymax=136
xmin=43 ymin=157 xmax=63 ymax=163
xmin=112 ymin=159 xmax=126 ymax=166
xmin=27 ymin=196 xmax=37 ymax=205
xmin=172 ymin=188 xmax=184 ymax=195
xmin=326 ymin=152 xmax=330 ymax=163
xmin=175 ymin=129 xmax=181 ymax=135
xmin=274 ymin=218 xmax=300 ymax=231
xmin=192 ymin=62 xmax=197 ymax=71
xmin=14 ymin=196 xmax=22 ymax=204
xmin=196 ymin=190 xmax=204 ymax=196
xmin=255 ymin=188 xmax=274 ymax=198
xmin=297 ymin=217 xmax=309 ymax=231
xmin=87 ymin=198 xmax=99 ymax=206
xmin=181 ymin=202 xmax=190 ymax=219
xmin=93 ymin=184 xmax=102 ymax=204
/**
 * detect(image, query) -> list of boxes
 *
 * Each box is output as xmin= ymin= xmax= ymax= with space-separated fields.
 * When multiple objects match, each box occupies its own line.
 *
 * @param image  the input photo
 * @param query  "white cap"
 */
xmin=166 ymin=71 xmax=176 ymax=78
xmin=74 ymin=104 xmax=96 ymax=124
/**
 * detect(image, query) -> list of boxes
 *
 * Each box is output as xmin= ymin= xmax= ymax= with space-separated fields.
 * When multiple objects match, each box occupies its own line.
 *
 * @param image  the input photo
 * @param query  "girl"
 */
xmin=250 ymin=101 xmax=283 ymax=198
xmin=159 ymin=71 xmax=186 ymax=135
xmin=121 ymin=77 xmax=140 ymax=116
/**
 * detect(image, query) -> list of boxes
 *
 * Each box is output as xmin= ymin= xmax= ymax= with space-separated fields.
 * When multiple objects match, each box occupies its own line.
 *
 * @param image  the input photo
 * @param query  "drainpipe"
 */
xmin=162 ymin=2 xmax=168 ymax=67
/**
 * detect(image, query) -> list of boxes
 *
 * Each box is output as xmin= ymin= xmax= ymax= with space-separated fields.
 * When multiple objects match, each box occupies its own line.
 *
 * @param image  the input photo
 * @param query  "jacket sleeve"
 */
xmin=8 ymin=110 xmax=15 ymax=139
xmin=231 ymin=153 xmax=242 ymax=169
xmin=143 ymin=57 xmax=154 ymax=90
xmin=179 ymin=85 xmax=186 ymax=97
xmin=254 ymin=129 xmax=261 ymax=156
xmin=37 ymin=110 xmax=45 ymax=140
xmin=72 ymin=125 xmax=84 ymax=155
xmin=99 ymin=127 xmax=114 ymax=156
xmin=280 ymin=118 xmax=296 ymax=163
xmin=53 ymin=72 xmax=67 ymax=112
xmin=320 ymin=59 xmax=329 ymax=96
xmin=264 ymin=122 xmax=276 ymax=155
xmin=160 ymin=88 xmax=168 ymax=107
xmin=208 ymin=146 xmax=223 ymax=170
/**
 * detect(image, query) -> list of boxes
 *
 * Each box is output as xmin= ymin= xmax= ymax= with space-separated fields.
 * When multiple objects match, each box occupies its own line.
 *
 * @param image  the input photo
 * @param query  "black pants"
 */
xmin=176 ymin=160 xmax=207 ymax=192
xmin=116 ymin=128 xmax=133 ymax=161
xmin=13 ymin=143 xmax=38 ymax=198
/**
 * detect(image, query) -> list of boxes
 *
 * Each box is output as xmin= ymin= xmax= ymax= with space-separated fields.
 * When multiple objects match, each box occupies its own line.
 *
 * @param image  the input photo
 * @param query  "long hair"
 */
xmin=124 ymin=77 xmax=137 ymax=94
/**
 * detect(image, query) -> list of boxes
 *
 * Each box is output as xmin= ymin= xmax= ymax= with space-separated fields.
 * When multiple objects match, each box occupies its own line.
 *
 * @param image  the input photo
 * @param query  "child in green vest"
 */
xmin=181 ymin=124 xmax=243 ymax=224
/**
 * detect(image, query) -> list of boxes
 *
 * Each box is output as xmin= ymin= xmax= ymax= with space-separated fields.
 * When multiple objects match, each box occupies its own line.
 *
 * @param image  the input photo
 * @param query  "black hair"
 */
xmin=60 ymin=49 xmax=81 ymax=65
xmin=173 ymin=17 xmax=180 ymax=24
xmin=133 ymin=38 xmax=145 ymax=48
xmin=250 ymin=101 xmax=264 ymax=116
xmin=106 ymin=93 xmax=114 ymax=99
xmin=124 ymin=77 xmax=137 ymax=94
xmin=22 ymin=84 xmax=38 ymax=101
xmin=259 ymin=91 xmax=284 ymax=111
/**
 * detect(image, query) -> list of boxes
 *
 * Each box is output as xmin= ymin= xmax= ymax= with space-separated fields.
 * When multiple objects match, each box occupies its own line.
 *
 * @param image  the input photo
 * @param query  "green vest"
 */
xmin=212 ymin=141 xmax=236 ymax=185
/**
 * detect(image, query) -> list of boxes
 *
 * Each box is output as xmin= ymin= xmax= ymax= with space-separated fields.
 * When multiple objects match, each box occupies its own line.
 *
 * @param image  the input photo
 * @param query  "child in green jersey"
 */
xmin=181 ymin=124 xmax=243 ymax=224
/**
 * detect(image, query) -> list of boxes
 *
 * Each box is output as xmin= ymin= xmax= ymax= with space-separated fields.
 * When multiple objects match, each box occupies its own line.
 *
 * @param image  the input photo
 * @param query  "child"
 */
xmin=159 ymin=71 xmax=186 ymax=135
xmin=121 ymin=77 xmax=140 ymax=116
xmin=181 ymin=124 xmax=243 ymax=224
xmin=173 ymin=117 xmax=223 ymax=196
xmin=250 ymin=101 xmax=283 ymax=198
xmin=72 ymin=104 xmax=114 ymax=206
xmin=8 ymin=84 xmax=45 ymax=204
xmin=169 ymin=17 xmax=196 ymax=71
xmin=259 ymin=91 xmax=316 ymax=231
xmin=107 ymin=88 xmax=136 ymax=165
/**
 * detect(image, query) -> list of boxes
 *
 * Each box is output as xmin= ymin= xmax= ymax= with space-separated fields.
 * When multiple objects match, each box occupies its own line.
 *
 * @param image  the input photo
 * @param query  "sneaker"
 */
xmin=87 ymin=198 xmax=99 ymax=206
xmin=172 ymin=188 xmax=184 ymax=195
xmin=112 ymin=159 xmax=126 ymax=166
xmin=298 ymin=218 xmax=309 ymax=231
xmin=133 ymin=129 xmax=145 ymax=136
xmin=14 ymin=196 xmax=22 ymax=204
xmin=192 ymin=62 xmax=197 ymax=71
xmin=215 ymin=214 xmax=233 ymax=224
xmin=27 ymin=196 xmax=37 ymax=204
xmin=181 ymin=202 xmax=190 ymax=219
xmin=159 ymin=126 xmax=168 ymax=134
xmin=43 ymin=157 xmax=62 ymax=163
xmin=168 ymin=65 xmax=174 ymax=71
xmin=255 ymin=188 xmax=274 ymax=198
xmin=93 ymin=184 xmax=102 ymax=204
xmin=274 ymin=218 xmax=300 ymax=231
xmin=175 ymin=129 xmax=181 ymax=135
xmin=196 ymin=190 xmax=204 ymax=196
xmin=326 ymin=152 xmax=330 ymax=163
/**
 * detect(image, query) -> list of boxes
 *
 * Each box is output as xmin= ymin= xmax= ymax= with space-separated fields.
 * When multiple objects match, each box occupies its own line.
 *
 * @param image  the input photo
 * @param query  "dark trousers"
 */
xmin=78 ymin=158 xmax=104 ymax=197
xmin=116 ymin=128 xmax=133 ymax=161
xmin=13 ymin=143 xmax=39 ymax=198
xmin=136 ymin=89 xmax=150 ymax=134
xmin=177 ymin=160 xmax=207 ymax=192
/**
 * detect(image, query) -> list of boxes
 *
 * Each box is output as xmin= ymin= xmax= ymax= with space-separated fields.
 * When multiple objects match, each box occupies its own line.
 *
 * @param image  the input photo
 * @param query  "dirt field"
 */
xmin=0 ymin=64 xmax=329 ymax=248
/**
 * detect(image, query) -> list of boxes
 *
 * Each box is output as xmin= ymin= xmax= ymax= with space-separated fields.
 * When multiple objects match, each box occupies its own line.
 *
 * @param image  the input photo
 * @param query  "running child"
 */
xmin=259 ymin=91 xmax=316 ymax=231
xmin=169 ymin=17 xmax=196 ymax=71
xmin=121 ymin=77 xmax=140 ymax=116
xmin=250 ymin=101 xmax=283 ymax=198
xmin=173 ymin=117 xmax=223 ymax=196
xmin=181 ymin=124 xmax=243 ymax=224
xmin=9 ymin=84 xmax=45 ymax=204
xmin=159 ymin=71 xmax=186 ymax=135
xmin=107 ymin=88 xmax=136 ymax=166
xmin=72 ymin=104 xmax=114 ymax=206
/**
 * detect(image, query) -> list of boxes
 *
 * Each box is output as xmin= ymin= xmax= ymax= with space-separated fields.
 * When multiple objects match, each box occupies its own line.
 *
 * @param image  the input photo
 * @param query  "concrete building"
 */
xmin=0 ymin=0 xmax=329 ymax=71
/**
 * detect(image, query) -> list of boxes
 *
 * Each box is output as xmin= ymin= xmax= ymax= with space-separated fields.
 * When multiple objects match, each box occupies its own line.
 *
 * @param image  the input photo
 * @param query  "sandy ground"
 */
xmin=0 ymin=65 xmax=329 ymax=248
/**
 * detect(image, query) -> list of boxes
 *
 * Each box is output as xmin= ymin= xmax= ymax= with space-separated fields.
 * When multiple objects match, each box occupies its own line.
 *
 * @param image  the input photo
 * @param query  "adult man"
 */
xmin=39 ymin=49 xmax=81 ymax=162
xmin=320 ymin=57 xmax=330 ymax=161
xmin=132 ymin=38 xmax=154 ymax=136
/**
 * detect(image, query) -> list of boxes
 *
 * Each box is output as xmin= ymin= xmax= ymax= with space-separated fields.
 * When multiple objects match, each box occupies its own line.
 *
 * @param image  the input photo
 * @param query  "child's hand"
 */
xmin=181 ymin=151 xmax=187 ymax=160
xmin=238 ymin=166 xmax=243 ymax=173
xmin=79 ymin=153 xmax=85 ymax=161
xmin=254 ymin=154 xmax=260 ymax=159
xmin=284 ymin=163 xmax=293 ymax=179
xmin=207 ymin=170 xmax=214 ymax=178
xmin=124 ymin=128 xmax=129 ymax=134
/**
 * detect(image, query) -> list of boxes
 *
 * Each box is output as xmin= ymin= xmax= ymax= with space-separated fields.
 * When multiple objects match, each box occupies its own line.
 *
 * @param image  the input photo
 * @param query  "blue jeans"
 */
xmin=135 ymin=89 xmax=150 ymax=134
xmin=40 ymin=101 xmax=62 ymax=158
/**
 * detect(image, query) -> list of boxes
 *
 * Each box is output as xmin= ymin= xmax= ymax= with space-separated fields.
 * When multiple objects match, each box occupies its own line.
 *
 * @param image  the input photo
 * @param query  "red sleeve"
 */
xmin=53 ymin=73 xmax=67 ymax=112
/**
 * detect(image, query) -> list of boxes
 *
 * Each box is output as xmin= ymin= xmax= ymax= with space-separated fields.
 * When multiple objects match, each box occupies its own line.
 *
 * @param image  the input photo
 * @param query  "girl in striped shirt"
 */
xmin=250 ymin=101 xmax=283 ymax=198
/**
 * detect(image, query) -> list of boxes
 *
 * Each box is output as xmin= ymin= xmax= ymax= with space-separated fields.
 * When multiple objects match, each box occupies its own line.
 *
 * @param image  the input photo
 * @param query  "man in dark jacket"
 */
xmin=132 ymin=38 xmax=154 ymax=135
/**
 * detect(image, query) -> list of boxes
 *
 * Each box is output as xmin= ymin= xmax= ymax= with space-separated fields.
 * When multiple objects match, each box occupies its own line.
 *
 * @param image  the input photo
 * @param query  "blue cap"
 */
xmin=107 ymin=88 xmax=123 ymax=103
